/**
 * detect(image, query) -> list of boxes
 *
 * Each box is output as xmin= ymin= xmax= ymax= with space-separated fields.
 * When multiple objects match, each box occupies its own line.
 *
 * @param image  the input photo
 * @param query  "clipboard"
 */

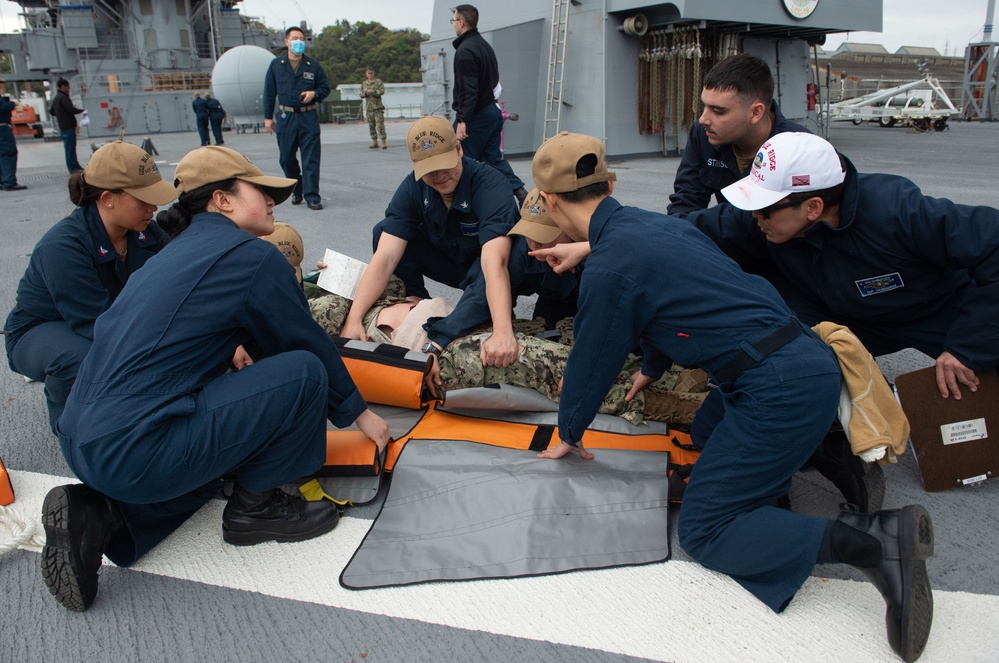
xmin=894 ymin=366 xmax=999 ymax=492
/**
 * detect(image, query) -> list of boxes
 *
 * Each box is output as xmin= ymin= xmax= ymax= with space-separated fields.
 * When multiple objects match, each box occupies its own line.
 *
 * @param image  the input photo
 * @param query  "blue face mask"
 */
xmin=290 ymin=39 xmax=306 ymax=55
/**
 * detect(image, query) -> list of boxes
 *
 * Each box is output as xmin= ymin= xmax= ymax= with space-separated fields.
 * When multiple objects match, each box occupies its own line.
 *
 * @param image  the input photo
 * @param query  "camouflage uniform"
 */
xmin=309 ymin=276 xmax=545 ymax=341
xmin=438 ymin=331 xmax=685 ymax=425
xmin=361 ymin=77 xmax=386 ymax=141
xmin=309 ymin=285 xmax=699 ymax=424
xmin=309 ymin=276 xmax=407 ymax=338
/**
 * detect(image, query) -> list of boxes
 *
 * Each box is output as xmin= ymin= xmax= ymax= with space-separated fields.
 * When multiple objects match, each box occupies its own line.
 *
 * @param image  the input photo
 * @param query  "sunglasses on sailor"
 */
xmin=757 ymin=198 xmax=803 ymax=219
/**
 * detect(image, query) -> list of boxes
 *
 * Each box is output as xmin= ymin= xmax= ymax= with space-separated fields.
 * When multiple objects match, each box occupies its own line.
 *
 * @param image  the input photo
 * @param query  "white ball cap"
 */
xmin=719 ymin=132 xmax=846 ymax=211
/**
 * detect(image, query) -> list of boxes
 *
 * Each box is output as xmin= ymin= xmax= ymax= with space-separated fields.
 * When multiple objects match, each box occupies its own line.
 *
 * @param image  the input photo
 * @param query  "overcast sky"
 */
xmin=0 ymin=0 xmax=993 ymax=57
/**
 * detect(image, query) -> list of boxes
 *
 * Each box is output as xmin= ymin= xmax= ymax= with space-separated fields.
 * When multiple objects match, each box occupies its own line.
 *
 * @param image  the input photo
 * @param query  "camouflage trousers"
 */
xmin=367 ymin=107 xmax=386 ymax=140
xmin=438 ymin=331 xmax=685 ymax=426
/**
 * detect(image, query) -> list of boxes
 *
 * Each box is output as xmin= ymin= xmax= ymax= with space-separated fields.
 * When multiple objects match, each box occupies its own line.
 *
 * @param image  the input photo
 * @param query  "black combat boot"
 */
xmin=222 ymin=485 xmax=340 ymax=546
xmin=808 ymin=429 xmax=885 ymax=513
xmin=41 ymin=484 xmax=124 ymax=612
xmin=826 ymin=506 xmax=934 ymax=662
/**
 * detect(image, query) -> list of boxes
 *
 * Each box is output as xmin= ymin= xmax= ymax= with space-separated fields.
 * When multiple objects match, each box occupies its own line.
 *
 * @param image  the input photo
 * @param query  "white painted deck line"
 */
xmin=6 ymin=469 xmax=997 ymax=662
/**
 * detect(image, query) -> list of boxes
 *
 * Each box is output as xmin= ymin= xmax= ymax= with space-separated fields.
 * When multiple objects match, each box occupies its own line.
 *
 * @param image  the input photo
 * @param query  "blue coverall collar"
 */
xmin=587 ymin=196 xmax=623 ymax=245
xmin=84 ymin=202 xmax=121 ymax=265
xmin=191 ymin=211 xmax=242 ymax=229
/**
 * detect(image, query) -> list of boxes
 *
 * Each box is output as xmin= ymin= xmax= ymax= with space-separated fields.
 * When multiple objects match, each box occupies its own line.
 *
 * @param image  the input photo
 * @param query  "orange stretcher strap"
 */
xmin=0 ymin=455 xmax=14 ymax=506
xmin=385 ymin=404 xmax=701 ymax=471
xmin=335 ymin=338 xmax=434 ymax=409
xmin=321 ymin=405 xmax=701 ymax=502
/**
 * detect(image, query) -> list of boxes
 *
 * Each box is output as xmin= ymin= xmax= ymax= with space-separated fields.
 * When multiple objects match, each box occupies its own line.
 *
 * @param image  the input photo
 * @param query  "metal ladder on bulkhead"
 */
xmin=543 ymin=0 xmax=573 ymax=142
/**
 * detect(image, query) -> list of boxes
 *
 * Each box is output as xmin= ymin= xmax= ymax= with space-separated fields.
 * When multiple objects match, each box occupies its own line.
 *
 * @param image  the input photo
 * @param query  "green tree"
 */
xmin=311 ymin=20 xmax=427 ymax=87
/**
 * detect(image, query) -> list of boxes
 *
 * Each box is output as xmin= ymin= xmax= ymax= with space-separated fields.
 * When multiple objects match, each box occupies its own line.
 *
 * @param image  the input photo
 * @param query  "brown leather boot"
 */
xmin=381 ymin=138 xmax=387 ymax=149
xmin=369 ymin=140 xmax=379 ymax=149
xmin=642 ymin=390 xmax=707 ymax=425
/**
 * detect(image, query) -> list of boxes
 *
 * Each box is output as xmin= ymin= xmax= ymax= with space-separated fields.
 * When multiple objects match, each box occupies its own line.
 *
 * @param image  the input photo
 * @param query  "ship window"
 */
xmin=180 ymin=29 xmax=190 ymax=49
xmin=176 ymin=0 xmax=187 ymax=17
xmin=144 ymin=28 xmax=159 ymax=51
xmin=139 ymin=0 xmax=153 ymax=16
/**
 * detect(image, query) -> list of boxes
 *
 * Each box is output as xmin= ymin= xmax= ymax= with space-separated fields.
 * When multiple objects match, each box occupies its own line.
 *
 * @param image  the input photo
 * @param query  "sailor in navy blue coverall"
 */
xmin=370 ymin=153 xmax=516 ymax=300
xmin=0 ymin=78 xmax=24 ymax=190
xmin=342 ymin=116 xmax=522 ymax=392
xmin=192 ymin=93 xmax=210 ymax=146
xmin=424 ymin=233 xmax=580 ymax=352
xmin=532 ymin=134 xmax=937 ymax=662
xmin=687 ymin=134 xmax=999 ymax=397
xmin=40 ymin=146 xmax=389 ymax=614
xmin=263 ymin=27 xmax=329 ymax=209
xmin=56 ymin=210 xmax=372 ymax=565
xmin=5 ymin=206 xmax=168 ymax=433
xmin=550 ymin=194 xmax=842 ymax=612
xmin=5 ymin=142 xmax=174 ymax=433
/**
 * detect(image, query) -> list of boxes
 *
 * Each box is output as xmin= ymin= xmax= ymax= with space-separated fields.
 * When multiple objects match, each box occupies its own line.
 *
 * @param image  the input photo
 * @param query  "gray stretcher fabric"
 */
xmin=340 ymin=439 xmax=671 ymax=590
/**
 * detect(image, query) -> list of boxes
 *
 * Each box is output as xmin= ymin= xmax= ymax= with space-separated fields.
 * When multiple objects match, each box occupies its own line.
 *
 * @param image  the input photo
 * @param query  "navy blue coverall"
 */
xmin=206 ymin=97 xmax=224 ymax=145
xmin=192 ymin=96 xmax=210 ymax=146
xmin=425 ymin=234 xmax=580 ymax=348
xmin=451 ymin=28 xmax=524 ymax=192
xmin=559 ymin=197 xmax=840 ymax=612
xmin=56 ymin=213 xmax=366 ymax=567
xmin=668 ymin=101 xmax=807 ymax=215
xmin=373 ymin=155 xmax=518 ymax=301
xmin=686 ymin=156 xmax=999 ymax=371
xmin=263 ymin=55 xmax=329 ymax=205
xmin=4 ymin=204 xmax=168 ymax=433
xmin=0 ymin=94 xmax=21 ymax=189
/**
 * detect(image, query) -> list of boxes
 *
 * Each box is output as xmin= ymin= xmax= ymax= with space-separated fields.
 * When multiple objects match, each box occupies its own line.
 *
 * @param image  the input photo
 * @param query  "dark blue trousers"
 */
xmin=209 ymin=115 xmax=224 ymax=144
xmin=372 ymin=220 xmax=479 ymax=299
xmin=0 ymin=126 xmax=19 ymax=188
xmin=276 ymin=114 xmax=322 ymax=204
xmin=679 ymin=331 xmax=841 ymax=612
xmin=60 ymin=351 xmax=330 ymax=566
xmin=61 ymin=129 xmax=82 ymax=172
xmin=6 ymin=321 xmax=91 ymax=434
xmin=195 ymin=115 xmax=210 ymax=146
xmin=456 ymin=104 xmax=524 ymax=191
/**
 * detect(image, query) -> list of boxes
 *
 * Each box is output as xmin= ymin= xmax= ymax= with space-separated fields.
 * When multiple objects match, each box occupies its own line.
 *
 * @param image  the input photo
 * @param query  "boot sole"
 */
xmin=40 ymin=486 xmax=96 ymax=612
xmin=222 ymin=509 xmax=341 ymax=547
xmin=862 ymin=461 xmax=886 ymax=514
xmin=898 ymin=504 xmax=934 ymax=663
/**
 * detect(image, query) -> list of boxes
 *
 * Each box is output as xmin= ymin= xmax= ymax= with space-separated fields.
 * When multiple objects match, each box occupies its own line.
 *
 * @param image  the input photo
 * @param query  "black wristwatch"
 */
xmin=421 ymin=341 xmax=442 ymax=357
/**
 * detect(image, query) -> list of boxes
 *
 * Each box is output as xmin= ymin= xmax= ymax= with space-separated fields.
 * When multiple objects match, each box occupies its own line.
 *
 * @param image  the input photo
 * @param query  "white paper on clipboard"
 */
xmin=316 ymin=248 xmax=367 ymax=299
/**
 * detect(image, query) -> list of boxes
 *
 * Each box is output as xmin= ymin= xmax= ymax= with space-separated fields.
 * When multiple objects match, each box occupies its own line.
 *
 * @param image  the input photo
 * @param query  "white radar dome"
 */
xmin=212 ymin=45 xmax=276 ymax=129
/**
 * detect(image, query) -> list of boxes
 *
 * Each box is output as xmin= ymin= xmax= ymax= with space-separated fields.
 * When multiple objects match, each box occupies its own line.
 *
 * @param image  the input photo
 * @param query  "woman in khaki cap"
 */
xmin=4 ymin=141 xmax=176 ymax=434
xmin=40 ymin=146 xmax=390 ymax=614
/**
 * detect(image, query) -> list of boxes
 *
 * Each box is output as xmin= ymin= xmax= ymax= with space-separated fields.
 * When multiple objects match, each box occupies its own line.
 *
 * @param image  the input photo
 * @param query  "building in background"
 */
xmin=419 ymin=0 xmax=885 ymax=158
xmin=0 ymin=0 xmax=280 ymax=137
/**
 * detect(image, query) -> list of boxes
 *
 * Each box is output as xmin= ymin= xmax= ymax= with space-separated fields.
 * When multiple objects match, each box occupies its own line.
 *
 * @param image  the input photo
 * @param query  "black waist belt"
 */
xmin=713 ymin=320 xmax=802 ymax=383
xmin=278 ymin=104 xmax=317 ymax=113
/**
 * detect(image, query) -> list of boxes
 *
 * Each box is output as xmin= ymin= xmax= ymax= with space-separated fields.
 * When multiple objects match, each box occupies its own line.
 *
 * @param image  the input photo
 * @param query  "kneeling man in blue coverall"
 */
xmin=532 ymin=131 xmax=935 ymax=663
